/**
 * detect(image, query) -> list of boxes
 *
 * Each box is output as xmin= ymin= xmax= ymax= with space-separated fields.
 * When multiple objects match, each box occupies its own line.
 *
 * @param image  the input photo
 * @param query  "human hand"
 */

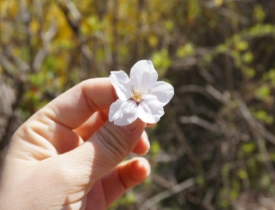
xmin=0 ymin=78 xmax=151 ymax=210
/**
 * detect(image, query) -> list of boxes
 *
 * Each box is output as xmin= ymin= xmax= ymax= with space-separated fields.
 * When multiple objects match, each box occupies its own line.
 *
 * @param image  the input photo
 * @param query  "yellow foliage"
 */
xmin=0 ymin=0 xmax=19 ymax=16
xmin=30 ymin=20 xmax=40 ymax=33
xmin=148 ymin=35 xmax=158 ymax=47
xmin=214 ymin=0 xmax=223 ymax=7
xmin=48 ymin=3 xmax=74 ymax=40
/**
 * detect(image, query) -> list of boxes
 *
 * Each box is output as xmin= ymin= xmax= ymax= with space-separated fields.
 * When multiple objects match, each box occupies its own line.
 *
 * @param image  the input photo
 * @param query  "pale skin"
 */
xmin=0 ymin=78 xmax=152 ymax=210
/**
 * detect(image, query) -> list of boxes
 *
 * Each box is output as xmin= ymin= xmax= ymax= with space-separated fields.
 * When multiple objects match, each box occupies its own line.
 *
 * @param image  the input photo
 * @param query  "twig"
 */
xmin=58 ymin=0 xmax=94 ymax=76
xmin=178 ymin=84 xmax=229 ymax=104
xmin=169 ymin=109 xmax=205 ymax=175
xmin=252 ymin=129 xmax=275 ymax=183
xmin=237 ymin=97 xmax=275 ymax=145
xmin=139 ymin=177 xmax=196 ymax=210
xmin=63 ymin=0 xmax=81 ymax=21
xmin=237 ymin=96 xmax=275 ymax=183
xmin=0 ymin=81 xmax=24 ymax=151
xmin=178 ymin=84 xmax=209 ymax=96
xmin=58 ymin=0 xmax=81 ymax=34
xmin=0 ymin=18 xmax=34 ymax=35
xmin=33 ymin=23 xmax=57 ymax=72
xmin=0 ymin=53 xmax=14 ymax=78
xmin=3 ymin=47 xmax=30 ymax=73
xmin=202 ymin=188 xmax=215 ymax=210
xmin=205 ymin=85 xmax=229 ymax=104
xmin=219 ymin=7 xmax=249 ymax=24
xmin=179 ymin=115 xmax=249 ymax=141
xmin=152 ymin=174 xmax=174 ymax=189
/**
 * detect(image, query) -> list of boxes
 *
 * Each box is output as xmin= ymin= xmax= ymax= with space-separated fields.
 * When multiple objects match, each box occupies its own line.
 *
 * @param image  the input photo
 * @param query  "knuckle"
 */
xmin=96 ymin=124 xmax=130 ymax=160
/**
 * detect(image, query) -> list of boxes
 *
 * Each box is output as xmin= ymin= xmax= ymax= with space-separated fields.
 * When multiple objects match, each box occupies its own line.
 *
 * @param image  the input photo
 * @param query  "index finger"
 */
xmin=34 ymin=78 xmax=116 ymax=130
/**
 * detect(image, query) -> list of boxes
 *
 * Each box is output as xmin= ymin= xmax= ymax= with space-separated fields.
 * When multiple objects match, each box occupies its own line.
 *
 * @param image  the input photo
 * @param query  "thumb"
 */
xmin=60 ymin=118 xmax=146 ymax=187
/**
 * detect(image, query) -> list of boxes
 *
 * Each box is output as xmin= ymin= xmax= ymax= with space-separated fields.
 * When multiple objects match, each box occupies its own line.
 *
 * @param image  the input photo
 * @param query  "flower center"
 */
xmin=131 ymin=87 xmax=144 ymax=103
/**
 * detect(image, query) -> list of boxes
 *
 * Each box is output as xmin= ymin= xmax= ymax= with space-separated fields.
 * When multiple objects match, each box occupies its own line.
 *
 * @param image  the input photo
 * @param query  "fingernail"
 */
xmin=140 ymin=160 xmax=151 ymax=177
xmin=141 ymin=131 xmax=148 ymax=141
xmin=142 ymin=131 xmax=150 ymax=153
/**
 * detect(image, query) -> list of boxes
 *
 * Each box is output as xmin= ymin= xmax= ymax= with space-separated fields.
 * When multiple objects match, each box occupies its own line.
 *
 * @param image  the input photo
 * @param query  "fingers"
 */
xmin=74 ymin=111 xmax=107 ymax=141
xmin=12 ymin=78 xmax=116 ymax=156
xmin=75 ymin=113 xmax=150 ymax=155
xmin=33 ymin=78 xmax=115 ymax=130
xmin=86 ymin=157 xmax=151 ymax=209
xmin=104 ymin=157 xmax=150 ymax=207
xmin=61 ymin=119 xmax=146 ymax=188
xmin=132 ymin=131 xmax=150 ymax=155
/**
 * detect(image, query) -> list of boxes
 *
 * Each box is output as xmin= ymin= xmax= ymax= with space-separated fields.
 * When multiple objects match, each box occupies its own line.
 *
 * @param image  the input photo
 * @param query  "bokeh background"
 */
xmin=1 ymin=0 xmax=275 ymax=209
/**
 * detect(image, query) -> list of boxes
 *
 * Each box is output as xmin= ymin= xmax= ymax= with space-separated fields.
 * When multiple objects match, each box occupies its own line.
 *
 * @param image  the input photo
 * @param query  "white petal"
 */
xmin=130 ymin=60 xmax=158 ymax=90
xmin=137 ymin=98 xmax=164 ymax=124
xmin=109 ymin=99 xmax=138 ymax=126
xmin=149 ymin=81 xmax=174 ymax=106
xmin=109 ymin=71 xmax=131 ymax=100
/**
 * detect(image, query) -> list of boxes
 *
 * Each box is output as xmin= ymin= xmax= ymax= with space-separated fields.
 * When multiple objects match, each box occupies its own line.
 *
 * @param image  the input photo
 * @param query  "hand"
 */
xmin=0 ymin=78 xmax=151 ymax=210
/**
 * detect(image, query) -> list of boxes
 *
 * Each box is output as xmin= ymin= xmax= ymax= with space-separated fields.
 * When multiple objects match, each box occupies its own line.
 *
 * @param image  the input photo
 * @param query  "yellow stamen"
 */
xmin=132 ymin=87 xmax=144 ymax=103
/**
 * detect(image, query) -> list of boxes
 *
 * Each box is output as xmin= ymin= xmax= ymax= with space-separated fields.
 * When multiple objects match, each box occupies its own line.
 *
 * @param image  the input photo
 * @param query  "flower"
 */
xmin=109 ymin=60 xmax=174 ymax=126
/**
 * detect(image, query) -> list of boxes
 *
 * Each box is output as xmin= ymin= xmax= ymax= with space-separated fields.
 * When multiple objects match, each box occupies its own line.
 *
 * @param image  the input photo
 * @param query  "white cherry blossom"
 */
xmin=109 ymin=60 xmax=174 ymax=126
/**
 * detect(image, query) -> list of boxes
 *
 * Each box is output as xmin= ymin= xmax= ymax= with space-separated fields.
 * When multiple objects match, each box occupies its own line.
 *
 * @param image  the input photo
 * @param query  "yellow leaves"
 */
xmin=241 ymin=142 xmax=256 ymax=154
xmin=242 ymin=67 xmax=255 ymax=78
xmin=196 ymin=176 xmax=205 ymax=186
xmin=151 ymin=141 xmax=160 ymax=156
xmin=242 ymin=51 xmax=253 ymax=63
xmin=254 ymin=4 xmax=266 ymax=22
xmin=11 ymin=47 xmax=21 ymax=59
xmin=152 ymin=49 xmax=171 ymax=76
xmin=255 ymin=84 xmax=270 ymax=101
xmin=80 ymin=22 xmax=90 ymax=36
xmin=165 ymin=20 xmax=174 ymax=32
xmin=0 ymin=1 xmax=8 ymax=16
xmin=176 ymin=42 xmax=194 ymax=58
xmin=48 ymin=3 xmax=73 ymax=40
xmin=187 ymin=0 xmax=201 ymax=24
xmin=57 ymin=76 xmax=66 ymax=87
xmin=0 ymin=27 xmax=9 ymax=45
xmin=0 ymin=0 xmax=19 ymax=17
xmin=214 ymin=0 xmax=223 ymax=7
xmin=148 ymin=35 xmax=158 ymax=47
xmin=252 ymin=110 xmax=274 ymax=124
xmin=263 ymin=69 xmax=275 ymax=86
xmin=30 ymin=20 xmax=40 ymax=33
xmin=87 ymin=16 xmax=101 ymax=32
xmin=235 ymin=41 xmax=248 ymax=51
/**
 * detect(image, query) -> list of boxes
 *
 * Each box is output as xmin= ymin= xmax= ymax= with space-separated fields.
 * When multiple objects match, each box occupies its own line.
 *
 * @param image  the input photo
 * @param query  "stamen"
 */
xmin=131 ymin=87 xmax=144 ymax=103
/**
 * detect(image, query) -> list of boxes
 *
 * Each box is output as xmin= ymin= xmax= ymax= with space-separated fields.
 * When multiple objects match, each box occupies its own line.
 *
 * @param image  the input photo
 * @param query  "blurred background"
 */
xmin=1 ymin=0 xmax=275 ymax=209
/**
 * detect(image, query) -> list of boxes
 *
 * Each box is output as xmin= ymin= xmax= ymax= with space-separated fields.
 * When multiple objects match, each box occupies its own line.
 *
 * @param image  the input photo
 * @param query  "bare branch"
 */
xmin=139 ymin=177 xmax=196 ymax=210
xmin=237 ymin=97 xmax=275 ymax=145
xmin=179 ymin=115 xmax=249 ymax=141
xmin=33 ymin=23 xmax=57 ymax=72
xmin=0 ymin=53 xmax=14 ymax=76
xmin=169 ymin=110 xmax=205 ymax=175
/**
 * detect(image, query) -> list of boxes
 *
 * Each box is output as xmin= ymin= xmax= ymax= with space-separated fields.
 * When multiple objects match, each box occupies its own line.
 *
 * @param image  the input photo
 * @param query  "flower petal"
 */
xmin=110 ymin=71 xmax=131 ymax=100
xmin=137 ymin=98 xmax=164 ymax=124
xmin=109 ymin=99 xmax=138 ymax=126
xmin=149 ymin=81 xmax=174 ymax=106
xmin=130 ymin=60 xmax=158 ymax=90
